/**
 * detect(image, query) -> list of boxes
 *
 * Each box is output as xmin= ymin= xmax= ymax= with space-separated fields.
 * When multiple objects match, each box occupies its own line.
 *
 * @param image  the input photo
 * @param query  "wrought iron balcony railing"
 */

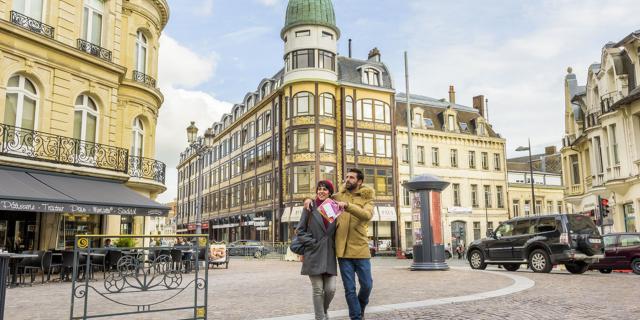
xmin=128 ymin=155 xmax=166 ymax=184
xmin=10 ymin=11 xmax=54 ymax=38
xmin=132 ymin=70 xmax=157 ymax=88
xmin=77 ymin=38 xmax=112 ymax=62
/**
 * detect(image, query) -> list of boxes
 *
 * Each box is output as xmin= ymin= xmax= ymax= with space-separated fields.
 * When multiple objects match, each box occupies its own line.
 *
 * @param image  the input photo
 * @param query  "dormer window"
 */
xmin=478 ymin=122 xmax=486 ymax=135
xmin=322 ymin=31 xmax=333 ymax=39
xmin=295 ymin=30 xmax=310 ymax=37
xmin=424 ymin=118 xmax=434 ymax=128
xmin=447 ymin=114 xmax=456 ymax=131
xmin=362 ymin=68 xmax=380 ymax=86
xmin=261 ymin=83 xmax=270 ymax=99
xmin=459 ymin=122 xmax=469 ymax=132
xmin=246 ymin=97 xmax=254 ymax=109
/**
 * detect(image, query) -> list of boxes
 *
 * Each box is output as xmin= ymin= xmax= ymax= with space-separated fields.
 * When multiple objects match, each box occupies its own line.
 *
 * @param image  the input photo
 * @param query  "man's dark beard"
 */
xmin=345 ymin=181 xmax=359 ymax=191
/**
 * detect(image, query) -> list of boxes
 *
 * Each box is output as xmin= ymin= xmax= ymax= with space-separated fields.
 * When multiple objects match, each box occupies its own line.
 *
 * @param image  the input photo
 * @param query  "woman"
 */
xmin=296 ymin=180 xmax=338 ymax=320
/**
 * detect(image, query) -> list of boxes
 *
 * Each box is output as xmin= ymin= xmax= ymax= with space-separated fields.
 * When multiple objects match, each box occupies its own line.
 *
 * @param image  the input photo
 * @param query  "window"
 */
xmin=495 ymin=222 xmax=514 ymax=238
xmin=356 ymin=132 xmax=374 ymax=156
xmin=424 ymin=118 xmax=434 ymax=128
xmin=570 ymin=154 xmax=580 ymax=184
xmin=432 ymin=147 xmax=439 ymax=166
xmin=473 ymin=222 xmax=481 ymax=240
xmin=593 ymin=136 xmax=604 ymax=174
xmin=610 ymin=124 xmax=620 ymax=165
xmin=292 ymin=128 xmax=314 ymax=153
xmin=471 ymin=185 xmax=478 ymax=208
xmin=417 ymin=146 xmax=425 ymax=164
xmin=256 ymin=115 xmax=263 ymax=136
xmin=620 ymin=234 xmax=640 ymax=247
xmin=513 ymin=220 xmax=533 ymax=236
xmin=356 ymin=99 xmax=390 ymax=123
xmin=469 ymin=151 xmax=476 ymax=169
xmin=291 ymin=92 xmax=314 ymax=117
xmin=318 ymin=50 xmax=335 ymax=71
xmin=401 ymin=145 xmax=409 ymax=163
xmin=483 ymin=185 xmax=491 ymax=208
xmin=362 ymin=68 xmax=380 ymax=86
xmin=513 ymin=200 xmax=521 ymax=216
xmin=320 ymin=165 xmax=336 ymax=183
xmin=321 ymin=31 xmax=333 ymax=39
xmin=450 ymin=149 xmax=458 ymax=168
xmin=345 ymin=96 xmax=354 ymax=119
xmin=74 ymin=95 xmax=98 ymax=143
xmin=135 ymin=31 xmax=148 ymax=73
xmin=120 ymin=216 xmax=133 ymax=235
xmin=496 ymin=186 xmax=504 ymax=208
xmin=557 ymin=201 xmax=563 ymax=214
xmin=345 ymin=131 xmax=355 ymax=154
xmin=537 ymin=218 xmax=558 ymax=233
xmin=402 ymin=183 xmax=410 ymax=207
xmin=374 ymin=101 xmax=390 ymax=123
xmin=357 ymin=99 xmax=373 ymax=121
xmin=546 ymin=201 xmax=553 ymax=214
xmin=320 ymin=93 xmax=334 ymax=117
xmin=13 ymin=0 xmax=43 ymax=20
xmin=453 ymin=184 xmax=461 ymax=206
xmin=4 ymin=75 xmax=37 ymax=130
xmin=447 ymin=115 xmax=455 ymax=131
xmin=487 ymin=221 xmax=494 ymax=232
xmin=494 ymin=153 xmax=501 ymax=171
xmin=292 ymin=49 xmax=314 ymax=69
xmin=293 ymin=166 xmax=314 ymax=193
xmin=319 ymin=128 xmax=334 ymax=152
xmin=535 ymin=200 xmax=542 ymax=215
xmin=459 ymin=122 xmax=469 ymax=132
xmin=481 ymin=152 xmax=489 ymax=170
xmin=131 ymin=117 xmax=144 ymax=157
xmin=524 ymin=200 xmax=531 ymax=215
xmin=295 ymin=30 xmax=310 ymax=37
xmin=82 ymin=0 xmax=104 ymax=45
xmin=363 ymin=167 xmax=393 ymax=196
xmin=375 ymin=134 xmax=391 ymax=158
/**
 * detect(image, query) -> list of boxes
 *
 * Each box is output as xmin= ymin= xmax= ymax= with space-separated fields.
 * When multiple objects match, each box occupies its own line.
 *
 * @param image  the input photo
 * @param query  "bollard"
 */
xmin=0 ymin=253 xmax=10 ymax=320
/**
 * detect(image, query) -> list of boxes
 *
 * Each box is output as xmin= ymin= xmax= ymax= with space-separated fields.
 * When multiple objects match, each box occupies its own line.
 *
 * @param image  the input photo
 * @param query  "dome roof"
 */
xmin=281 ymin=0 xmax=339 ymax=39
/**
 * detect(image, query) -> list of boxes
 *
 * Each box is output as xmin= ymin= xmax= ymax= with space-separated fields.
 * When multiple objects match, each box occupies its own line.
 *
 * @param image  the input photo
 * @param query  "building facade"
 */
xmin=507 ymin=147 xmax=565 ymax=217
xmin=0 ymin=0 xmax=169 ymax=251
xmin=396 ymin=89 xmax=509 ymax=251
xmin=176 ymin=0 xmax=398 ymax=246
xmin=561 ymin=30 xmax=640 ymax=233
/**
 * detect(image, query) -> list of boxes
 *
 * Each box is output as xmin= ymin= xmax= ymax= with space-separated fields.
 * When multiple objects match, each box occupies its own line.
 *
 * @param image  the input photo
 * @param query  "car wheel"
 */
xmin=468 ymin=250 xmax=487 ymax=270
xmin=632 ymin=258 xmax=640 ymax=275
xmin=598 ymin=268 xmax=613 ymax=274
xmin=565 ymin=262 xmax=589 ymax=274
xmin=503 ymin=264 xmax=520 ymax=272
xmin=528 ymin=249 xmax=552 ymax=273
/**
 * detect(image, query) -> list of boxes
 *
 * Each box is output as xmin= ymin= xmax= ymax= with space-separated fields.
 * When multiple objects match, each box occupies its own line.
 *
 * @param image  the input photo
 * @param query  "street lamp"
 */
xmin=516 ymin=139 xmax=536 ymax=215
xmin=186 ymin=121 xmax=215 ymax=235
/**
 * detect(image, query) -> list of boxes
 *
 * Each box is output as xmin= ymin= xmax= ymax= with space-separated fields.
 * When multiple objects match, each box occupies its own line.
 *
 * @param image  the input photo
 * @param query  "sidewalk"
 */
xmin=4 ymin=258 xmax=512 ymax=320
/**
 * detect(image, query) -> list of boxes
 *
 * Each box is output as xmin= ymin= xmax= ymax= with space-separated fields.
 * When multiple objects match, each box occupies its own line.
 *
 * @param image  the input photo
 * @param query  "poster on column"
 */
xmin=411 ymin=192 xmax=422 ymax=244
xmin=411 ymin=191 xmax=444 ymax=246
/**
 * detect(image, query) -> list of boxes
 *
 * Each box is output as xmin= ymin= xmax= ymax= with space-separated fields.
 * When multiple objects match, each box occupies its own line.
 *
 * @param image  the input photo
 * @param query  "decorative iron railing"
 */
xmin=0 ymin=123 xmax=128 ymax=173
xmin=76 ymin=38 xmax=112 ymax=61
xmin=128 ymin=155 xmax=166 ymax=184
xmin=132 ymin=70 xmax=157 ymax=87
xmin=10 ymin=11 xmax=54 ymax=38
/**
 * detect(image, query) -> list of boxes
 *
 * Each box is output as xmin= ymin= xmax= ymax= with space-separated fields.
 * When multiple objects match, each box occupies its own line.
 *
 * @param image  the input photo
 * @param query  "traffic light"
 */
xmin=600 ymin=198 xmax=610 ymax=217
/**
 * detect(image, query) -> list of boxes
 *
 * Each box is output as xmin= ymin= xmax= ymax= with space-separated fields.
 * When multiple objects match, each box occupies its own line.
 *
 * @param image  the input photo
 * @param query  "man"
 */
xmin=305 ymin=168 xmax=374 ymax=320
xmin=104 ymin=239 xmax=116 ymax=248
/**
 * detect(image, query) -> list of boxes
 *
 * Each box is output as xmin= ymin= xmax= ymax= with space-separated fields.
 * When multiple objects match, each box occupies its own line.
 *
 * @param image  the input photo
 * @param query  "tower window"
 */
xmin=295 ymin=30 xmax=310 ymax=37
xmin=322 ymin=31 xmax=333 ymax=39
xmin=318 ymin=50 xmax=335 ymax=71
xmin=292 ymin=49 xmax=315 ymax=69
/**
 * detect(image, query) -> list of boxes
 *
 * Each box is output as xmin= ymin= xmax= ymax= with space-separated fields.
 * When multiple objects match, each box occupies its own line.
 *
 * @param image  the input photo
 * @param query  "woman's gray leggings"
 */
xmin=309 ymin=274 xmax=337 ymax=320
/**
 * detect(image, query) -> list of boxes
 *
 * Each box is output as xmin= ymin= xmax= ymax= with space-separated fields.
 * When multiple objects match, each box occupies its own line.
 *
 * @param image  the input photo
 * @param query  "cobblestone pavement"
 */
xmin=4 ymin=257 xmax=638 ymax=319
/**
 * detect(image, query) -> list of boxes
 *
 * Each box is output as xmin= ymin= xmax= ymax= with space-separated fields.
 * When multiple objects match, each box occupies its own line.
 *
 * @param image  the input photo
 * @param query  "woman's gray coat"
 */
xmin=295 ymin=205 xmax=337 ymax=276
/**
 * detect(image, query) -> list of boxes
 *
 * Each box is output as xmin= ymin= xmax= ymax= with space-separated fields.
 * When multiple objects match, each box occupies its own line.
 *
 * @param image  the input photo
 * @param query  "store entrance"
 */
xmin=0 ymin=211 xmax=38 ymax=252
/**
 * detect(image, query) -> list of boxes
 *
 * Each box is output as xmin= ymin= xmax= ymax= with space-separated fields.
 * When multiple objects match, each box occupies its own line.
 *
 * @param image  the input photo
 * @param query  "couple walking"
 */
xmin=297 ymin=168 xmax=374 ymax=320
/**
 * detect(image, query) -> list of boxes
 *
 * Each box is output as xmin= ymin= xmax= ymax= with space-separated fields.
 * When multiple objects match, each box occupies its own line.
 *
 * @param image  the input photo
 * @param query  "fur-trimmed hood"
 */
xmin=338 ymin=184 xmax=374 ymax=200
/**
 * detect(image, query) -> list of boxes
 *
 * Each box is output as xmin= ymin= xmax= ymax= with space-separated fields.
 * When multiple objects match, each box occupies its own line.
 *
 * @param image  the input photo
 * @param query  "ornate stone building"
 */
xmin=177 ymin=0 xmax=398 ymax=246
xmin=0 ymin=0 xmax=169 ymax=250
xmin=396 ymin=89 xmax=509 ymax=251
xmin=561 ymin=30 xmax=640 ymax=233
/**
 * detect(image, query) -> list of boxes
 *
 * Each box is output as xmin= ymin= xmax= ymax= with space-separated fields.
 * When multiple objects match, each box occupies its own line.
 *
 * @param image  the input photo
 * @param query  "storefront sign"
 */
xmin=256 ymin=227 xmax=269 ymax=231
xmin=254 ymin=217 xmax=266 ymax=221
xmin=447 ymin=207 xmax=472 ymax=214
xmin=0 ymin=199 xmax=168 ymax=216
xmin=253 ymin=221 xmax=267 ymax=227
xmin=377 ymin=206 xmax=397 ymax=221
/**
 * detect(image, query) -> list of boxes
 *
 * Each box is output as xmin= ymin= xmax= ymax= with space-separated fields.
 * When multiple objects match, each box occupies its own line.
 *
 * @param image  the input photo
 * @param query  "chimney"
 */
xmin=348 ymin=39 xmax=352 ymax=58
xmin=368 ymin=47 xmax=381 ymax=62
xmin=545 ymin=146 xmax=557 ymax=155
xmin=473 ymin=95 xmax=485 ymax=117
xmin=449 ymin=85 xmax=456 ymax=104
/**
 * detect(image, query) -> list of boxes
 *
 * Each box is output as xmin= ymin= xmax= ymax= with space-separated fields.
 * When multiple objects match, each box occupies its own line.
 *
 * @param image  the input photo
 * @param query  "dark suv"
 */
xmin=467 ymin=214 xmax=604 ymax=274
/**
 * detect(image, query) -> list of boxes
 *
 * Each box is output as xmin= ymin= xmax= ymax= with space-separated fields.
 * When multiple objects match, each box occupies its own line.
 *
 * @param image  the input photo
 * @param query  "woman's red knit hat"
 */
xmin=317 ymin=180 xmax=335 ymax=196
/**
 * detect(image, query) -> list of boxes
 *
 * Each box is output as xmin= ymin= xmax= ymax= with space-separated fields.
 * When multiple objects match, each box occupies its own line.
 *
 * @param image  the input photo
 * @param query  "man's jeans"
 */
xmin=338 ymin=258 xmax=372 ymax=320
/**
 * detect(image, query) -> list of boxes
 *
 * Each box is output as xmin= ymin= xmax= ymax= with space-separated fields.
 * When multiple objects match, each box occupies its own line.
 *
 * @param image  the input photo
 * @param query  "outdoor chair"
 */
xmin=61 ymin=251 xmax=87 ymax=281
xmin=169 ymin=249 xmax=183 ymax=272
xmin=104 ymin=250 xmax=123 ymax=274
xmin=41 ymin=251 xmax=63 ymax=283
xmin=20 ymin=250 xmax=45 ymax=285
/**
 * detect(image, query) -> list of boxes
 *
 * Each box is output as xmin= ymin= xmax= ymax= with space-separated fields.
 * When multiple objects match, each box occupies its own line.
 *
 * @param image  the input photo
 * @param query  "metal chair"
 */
xmin=169 ymin=249 xmax=183 ymax=272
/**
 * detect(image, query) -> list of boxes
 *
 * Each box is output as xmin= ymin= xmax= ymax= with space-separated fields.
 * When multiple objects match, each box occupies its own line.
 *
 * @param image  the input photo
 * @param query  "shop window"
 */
xmin=57 ymin=213 xmax=101 ymax=249
xmin=120 ymin=216 xmax=133 ymax=235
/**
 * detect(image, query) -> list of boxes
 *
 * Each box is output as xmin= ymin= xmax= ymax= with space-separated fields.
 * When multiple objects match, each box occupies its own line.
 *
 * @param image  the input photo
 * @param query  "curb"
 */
xmin=257 ymin=267 xmax=536 ymax=320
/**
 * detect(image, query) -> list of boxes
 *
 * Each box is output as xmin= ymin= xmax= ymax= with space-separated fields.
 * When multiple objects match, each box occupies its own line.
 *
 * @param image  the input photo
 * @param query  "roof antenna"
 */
xmin=348 ymin=39 xmax=352 ymax=58
xmin=485 ymin=98 xmax=489 ymax=122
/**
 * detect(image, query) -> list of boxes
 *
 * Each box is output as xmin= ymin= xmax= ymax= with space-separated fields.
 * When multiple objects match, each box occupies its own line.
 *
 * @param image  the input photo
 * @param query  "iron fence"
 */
xmin=10 ymin=11 xmax=54 ymax=38
xmin=128 ymin=155 xmax=166 ymax=184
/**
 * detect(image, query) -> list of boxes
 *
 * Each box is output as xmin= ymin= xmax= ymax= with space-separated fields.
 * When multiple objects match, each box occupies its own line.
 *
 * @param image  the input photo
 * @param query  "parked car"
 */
xmin=467 ymin=214 xmax=604 ymax=274
xmin=227 ymin=240 xmax=270 ymax=258
xmin=369 ymin=241 xmax=377 ymax=257
xmin=589 ymin=232 xmax=640 ymax=275
xmin=404 ymin=247 xmax=452 ymax=259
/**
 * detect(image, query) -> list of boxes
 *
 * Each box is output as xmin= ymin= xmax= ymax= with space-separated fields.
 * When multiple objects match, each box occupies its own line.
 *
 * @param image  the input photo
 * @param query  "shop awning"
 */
xmin=0 ymin=166 xmax=169 ymax=216
xmin=289 ymin=206 xmax=304 ymax=223
xmin=280 ymin=207 xmax=292 ymax=222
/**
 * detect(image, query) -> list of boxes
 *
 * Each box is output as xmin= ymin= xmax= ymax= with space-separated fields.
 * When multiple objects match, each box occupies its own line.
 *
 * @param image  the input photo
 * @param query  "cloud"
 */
xmin=193 ymin=0 xmax=215 ymax=16
xmin=158 ymin=34 xmax=218 ymax=89
xmin=257 ymin=0 xmax=282 ymax=7
xmin=221 ymin=26 xmax=272 ymax=43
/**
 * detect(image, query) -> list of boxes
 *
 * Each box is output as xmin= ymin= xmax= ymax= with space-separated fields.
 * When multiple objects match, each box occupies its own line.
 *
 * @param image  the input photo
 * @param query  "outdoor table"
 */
xmin=7 ymin=253 xmax=38 ymax=288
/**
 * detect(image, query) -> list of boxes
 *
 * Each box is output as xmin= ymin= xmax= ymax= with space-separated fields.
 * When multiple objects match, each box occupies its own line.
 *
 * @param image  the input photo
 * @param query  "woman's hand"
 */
xmin=337 ymin=202 xmax=349 ymax=210
xmin=303 ymin=198 xmax=313 ymax=210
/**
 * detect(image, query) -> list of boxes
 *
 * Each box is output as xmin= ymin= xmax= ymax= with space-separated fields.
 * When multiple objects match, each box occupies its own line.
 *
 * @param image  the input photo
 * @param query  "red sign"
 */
xmin=202 ymin=222 xmax=209 ymax=229
xmin=187 ymin=224 xmax=196 ymax=231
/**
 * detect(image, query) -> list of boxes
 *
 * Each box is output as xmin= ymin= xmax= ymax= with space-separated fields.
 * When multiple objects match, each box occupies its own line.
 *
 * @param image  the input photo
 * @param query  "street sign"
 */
xmin=256 ymin=227 xmax=268 ymax=231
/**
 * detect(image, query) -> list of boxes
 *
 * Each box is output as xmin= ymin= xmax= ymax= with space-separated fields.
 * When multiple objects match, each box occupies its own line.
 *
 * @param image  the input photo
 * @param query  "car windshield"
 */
xmin=568 ymin=215 xmax=599 ymax=234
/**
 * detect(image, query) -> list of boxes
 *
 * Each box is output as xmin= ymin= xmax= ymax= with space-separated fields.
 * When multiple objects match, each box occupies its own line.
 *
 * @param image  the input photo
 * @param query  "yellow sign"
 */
xmin=196 ymin=307 xmax=206 ymax=318
xmin=77 ymin=237 xmax=89 ymax=249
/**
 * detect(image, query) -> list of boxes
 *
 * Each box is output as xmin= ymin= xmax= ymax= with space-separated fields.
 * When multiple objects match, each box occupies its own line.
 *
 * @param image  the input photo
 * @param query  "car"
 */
xmin=227 ymin=240 xmax=270 ymax=258
xmin=404 ymin=247 xmax=452 ymax=260
xmin=466 ymin=214 xmax=604 ymax=274
xmin=589 ymin=232 xmax=640 ymax=275
xmin=368 ymin=241 xmax=377 ymax=257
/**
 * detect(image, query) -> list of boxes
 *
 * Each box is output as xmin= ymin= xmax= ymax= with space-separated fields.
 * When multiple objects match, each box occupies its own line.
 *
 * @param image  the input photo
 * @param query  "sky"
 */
xmin=155 ymin=0 xmax=640 ymax=203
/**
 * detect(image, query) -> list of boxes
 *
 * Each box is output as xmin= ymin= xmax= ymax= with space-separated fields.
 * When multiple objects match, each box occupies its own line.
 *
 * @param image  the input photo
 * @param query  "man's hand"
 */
xmin=303 ymin=198 xmax=313 ymax=210
xmin=337 ymin=201 xmax=349 ymax=210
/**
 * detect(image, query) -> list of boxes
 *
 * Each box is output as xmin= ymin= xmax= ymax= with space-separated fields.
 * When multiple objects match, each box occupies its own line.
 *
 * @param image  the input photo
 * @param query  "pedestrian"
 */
xmin=296 ymin=180 xmax=338 ymax=320
xmin=104 ymin=239 xmax=116 ymax=248
xmin=456 ymin=244 xmax=463 ymax=259
xmin=308 ymin=168 xmax=374 ymax=320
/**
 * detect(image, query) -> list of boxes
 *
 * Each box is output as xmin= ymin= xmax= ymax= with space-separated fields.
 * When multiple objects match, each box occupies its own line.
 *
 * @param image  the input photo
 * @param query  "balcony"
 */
xmin=132 ymin=70 xmax=157 ymax=88
xmin=0 ymin=123 xmax=165 ymax=184
xmin=128 ymin=156 xmax=166 ymax=184
xmin=567 ymin=184 xmax=583 ymax=196
xmin=600 ymin=91 xmax=623 ymax=114
xmin=76 ymin=39 xmax=112 ymax=62
xmin=10 ymin=11 xmax=54 ymax=39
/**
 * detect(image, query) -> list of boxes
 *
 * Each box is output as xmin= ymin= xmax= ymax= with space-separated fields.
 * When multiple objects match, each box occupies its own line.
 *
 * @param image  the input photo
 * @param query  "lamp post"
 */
xmin=516 ymin=139 xmax=536 ymax=215
xmin=186 ymin=121 xmax=215 ymax=235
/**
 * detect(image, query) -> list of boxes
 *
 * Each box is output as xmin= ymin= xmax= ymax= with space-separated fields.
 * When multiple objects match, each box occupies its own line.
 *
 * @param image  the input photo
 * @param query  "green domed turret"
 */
xmin=281 ymin=0 xmax=340 ymax=39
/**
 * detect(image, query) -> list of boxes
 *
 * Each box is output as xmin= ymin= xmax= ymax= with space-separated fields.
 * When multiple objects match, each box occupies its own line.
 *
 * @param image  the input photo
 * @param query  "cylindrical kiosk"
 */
xmin=403 ymin=175 xmax=450 ymax=271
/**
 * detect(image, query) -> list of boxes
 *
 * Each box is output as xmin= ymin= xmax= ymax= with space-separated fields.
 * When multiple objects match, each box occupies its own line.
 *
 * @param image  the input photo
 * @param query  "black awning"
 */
xmin=0 ymin=166 xmax=168 ymax=216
